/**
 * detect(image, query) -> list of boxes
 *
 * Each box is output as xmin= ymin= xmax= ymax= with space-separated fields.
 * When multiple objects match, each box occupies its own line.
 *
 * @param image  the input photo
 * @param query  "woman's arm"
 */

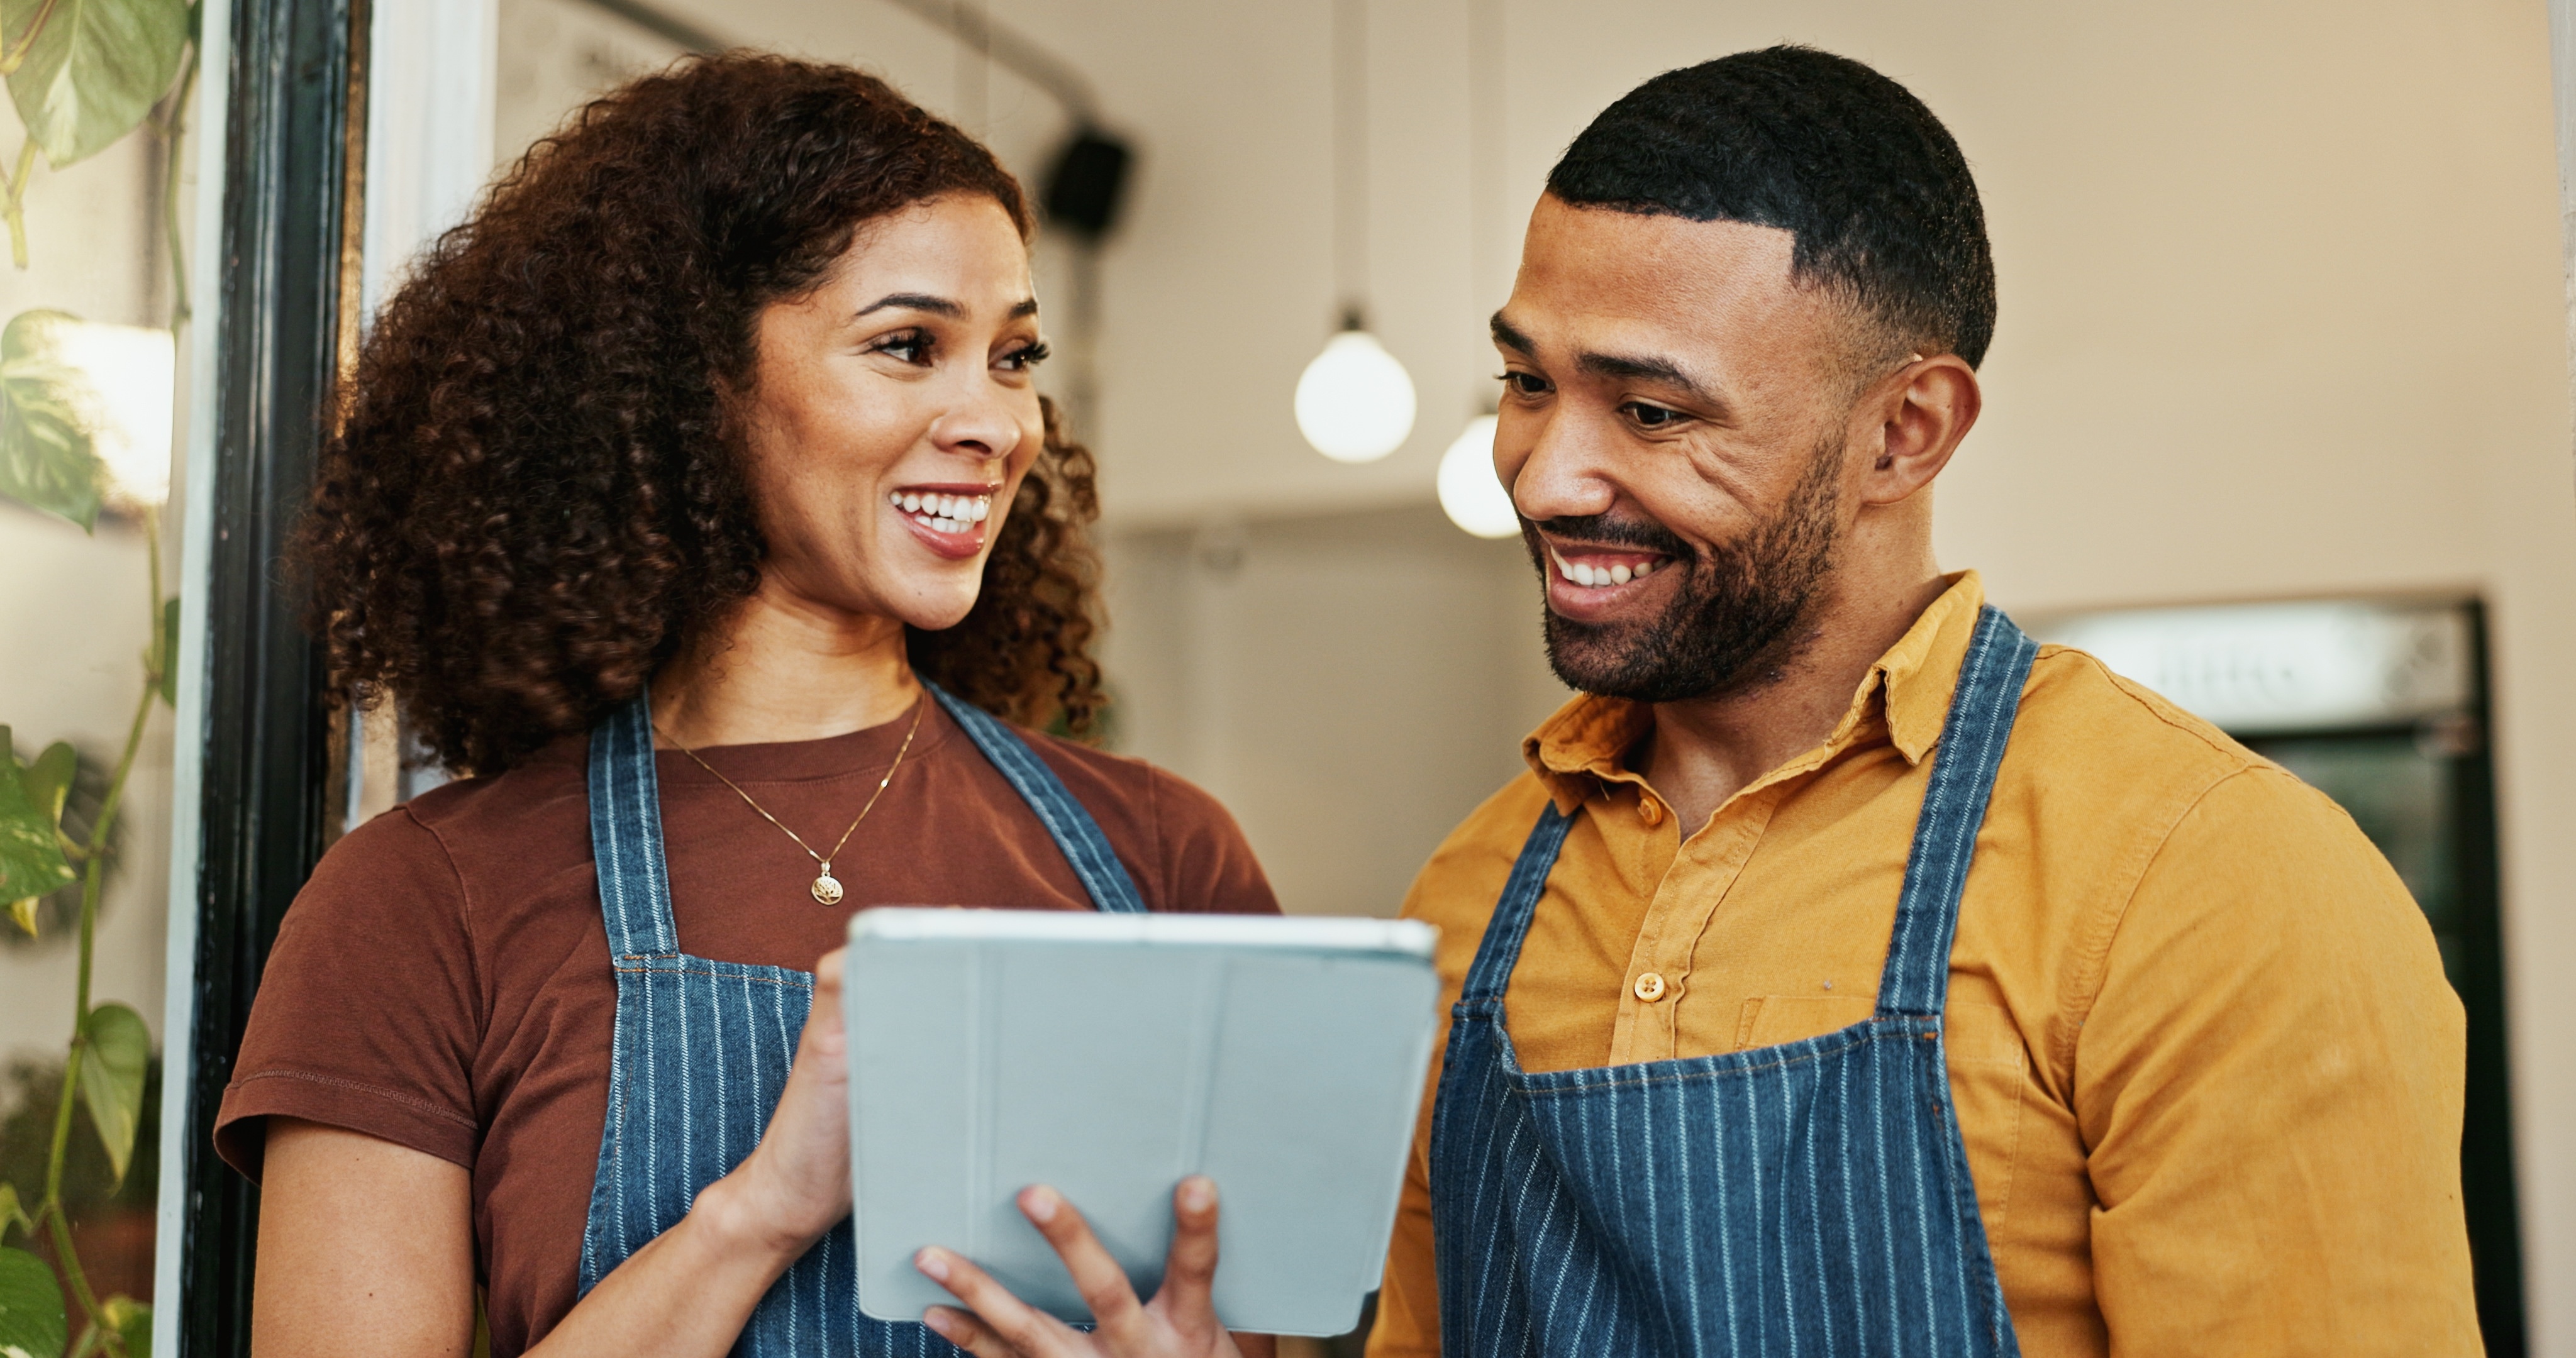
xmin=252 ymin=934 xmax=854 ymax=1358
xmin=255 ymin=949 xmax=1269 ymax=1357
xmin=253 ymin=1121 xmax=476 ymax=1357
xmin=256 ymin=1118 xmax=821 ymax=1358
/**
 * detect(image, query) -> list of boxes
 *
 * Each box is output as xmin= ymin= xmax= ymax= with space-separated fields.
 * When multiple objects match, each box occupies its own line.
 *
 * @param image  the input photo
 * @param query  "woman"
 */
xmin=220 ymin=55 xmax=1273 ymax=1358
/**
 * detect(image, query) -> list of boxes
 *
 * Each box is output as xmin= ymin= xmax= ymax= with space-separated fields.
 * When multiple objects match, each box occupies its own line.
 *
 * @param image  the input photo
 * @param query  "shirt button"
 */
xmin=1637 ymin=796 xmax=1664 ymax=827
xmin=1633 ymin=971 xmax=1668 ymax=1002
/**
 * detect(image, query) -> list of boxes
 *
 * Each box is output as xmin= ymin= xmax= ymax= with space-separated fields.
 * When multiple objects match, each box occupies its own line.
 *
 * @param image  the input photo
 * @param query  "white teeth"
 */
xmin=892 ymin=491 xmax=999 ymax=533
xmin=1549 ymin=546 xmax=1663 ymax=588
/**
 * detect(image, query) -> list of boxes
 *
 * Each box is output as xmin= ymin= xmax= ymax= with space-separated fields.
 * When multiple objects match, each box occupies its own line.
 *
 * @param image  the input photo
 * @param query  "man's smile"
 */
xmin=1536 ymin=528 xmax=1683 ymax=622
xmin=1544 ymin=541 xmax=1670 ymax=589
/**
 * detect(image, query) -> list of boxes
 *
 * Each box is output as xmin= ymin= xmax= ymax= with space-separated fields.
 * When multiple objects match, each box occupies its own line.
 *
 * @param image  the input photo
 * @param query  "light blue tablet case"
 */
xmin=843 ymin=909 xmax=1441 ymax=1337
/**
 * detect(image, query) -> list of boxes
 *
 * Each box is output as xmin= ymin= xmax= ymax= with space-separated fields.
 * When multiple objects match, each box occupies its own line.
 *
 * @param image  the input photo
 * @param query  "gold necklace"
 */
xmin=656 ymin=697 xmax=928 ymax=905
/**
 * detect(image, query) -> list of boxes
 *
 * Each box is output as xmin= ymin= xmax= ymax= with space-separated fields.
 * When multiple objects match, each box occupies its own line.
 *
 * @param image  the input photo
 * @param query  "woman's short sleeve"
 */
xmin=1147 ymin=765 xmax=1282 ymax=916
xmin=213 ymin=807 xmax=484 ymax=1179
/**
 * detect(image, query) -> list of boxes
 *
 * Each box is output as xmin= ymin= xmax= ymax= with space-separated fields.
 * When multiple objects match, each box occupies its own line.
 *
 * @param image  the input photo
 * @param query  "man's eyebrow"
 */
xmin=855 ymin=292 xmax=963 ymax=319
xmin=1579 ymin=350 xmax=1718 ymax=404
xmin=1493 ymin=314 xmax=1724 ymax=409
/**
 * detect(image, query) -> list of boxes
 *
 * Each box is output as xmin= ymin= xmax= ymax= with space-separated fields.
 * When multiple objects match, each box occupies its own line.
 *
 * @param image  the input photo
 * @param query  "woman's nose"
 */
xmin=929 ymin=397 xmax=1023 ymax=462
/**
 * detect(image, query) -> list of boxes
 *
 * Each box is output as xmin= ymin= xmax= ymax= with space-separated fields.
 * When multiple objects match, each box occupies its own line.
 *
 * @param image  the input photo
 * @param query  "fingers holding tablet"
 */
xmin=915 ymin=1178 xmax=1255 ymax=1358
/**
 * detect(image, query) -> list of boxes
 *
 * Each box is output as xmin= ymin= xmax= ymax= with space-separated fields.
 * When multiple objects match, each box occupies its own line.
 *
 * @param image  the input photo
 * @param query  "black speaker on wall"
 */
xmin=1043 ymin=128 xmax=1133 ymax=240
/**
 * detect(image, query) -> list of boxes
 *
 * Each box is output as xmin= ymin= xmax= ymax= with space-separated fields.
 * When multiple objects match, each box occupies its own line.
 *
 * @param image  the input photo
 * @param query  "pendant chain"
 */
xmin=655 ymin=695 xmax=928 ymax=904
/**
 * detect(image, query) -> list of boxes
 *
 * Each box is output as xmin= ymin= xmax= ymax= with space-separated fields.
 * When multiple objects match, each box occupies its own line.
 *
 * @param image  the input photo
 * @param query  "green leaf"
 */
xmin=1 ymin=0 xmax=191 ymax=169
xmin=0 ymin=311 xmax=106 ymax=531
xmin=97 ymin=1298 xmax=143 ymax=1358
xmin=150 ymin=597 xmax=175 ymax=705
xmin=77 ymin=1002 xmax=148 ymax=1187
xmin=0 ymin=726 xmax=77 ymax=914
xmin=22 ymin=741 xmax=71 ymax=824
xmin=0 ymin=1245 xmax=65 ymax=1358
xmin=0 ymin=1184 xmax=28 ymax=1244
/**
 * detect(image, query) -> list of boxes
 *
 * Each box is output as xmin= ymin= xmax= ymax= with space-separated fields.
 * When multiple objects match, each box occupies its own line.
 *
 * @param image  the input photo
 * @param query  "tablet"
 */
xmin=843 ymin=907 xmax=1441 ymax=1337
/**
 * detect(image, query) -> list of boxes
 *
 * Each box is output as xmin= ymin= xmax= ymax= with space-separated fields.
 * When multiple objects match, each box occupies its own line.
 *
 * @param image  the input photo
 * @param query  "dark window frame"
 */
xmin=175 ymin=0 xmax=366 ymax=1351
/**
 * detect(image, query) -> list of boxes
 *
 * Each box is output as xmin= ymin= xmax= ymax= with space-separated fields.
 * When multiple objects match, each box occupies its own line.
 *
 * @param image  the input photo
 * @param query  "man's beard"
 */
xmin=1530 ymin=437 xmax=1844 ymax=704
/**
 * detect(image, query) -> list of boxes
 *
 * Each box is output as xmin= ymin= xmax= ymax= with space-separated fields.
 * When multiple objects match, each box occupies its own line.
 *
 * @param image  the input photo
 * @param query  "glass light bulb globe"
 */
xmin=1437 ymin=414 xmax=1518 ymax=538
xmin=1294 ymin=329 xmax=1416 ymax=463
xmin=34 ymin=316 xmax=175 ymax=509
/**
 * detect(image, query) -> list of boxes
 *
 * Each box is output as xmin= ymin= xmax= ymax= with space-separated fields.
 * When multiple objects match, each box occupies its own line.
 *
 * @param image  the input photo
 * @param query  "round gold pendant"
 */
xmin=811 ymin=871 xmax=845 ymax=906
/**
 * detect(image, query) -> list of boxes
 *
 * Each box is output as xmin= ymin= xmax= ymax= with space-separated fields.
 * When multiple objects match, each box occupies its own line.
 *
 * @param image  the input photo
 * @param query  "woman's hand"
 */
xmin=697 ymin=945 xmax=855 ymax=1256
xmin=512 ymin=947 xmax=860 ymax=1355
xmin=916 ymin=1177 xmax=1271 ymax=1358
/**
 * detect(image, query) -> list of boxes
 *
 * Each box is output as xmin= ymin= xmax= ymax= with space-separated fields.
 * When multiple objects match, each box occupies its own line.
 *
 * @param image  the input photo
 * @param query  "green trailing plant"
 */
xmin=0 ymin=8 xmax=195 ymax=1355
xmin=0 ymin=0 xmax=199 ymax=271
xmin=0 ymin=514 xmax=171 ymax=1357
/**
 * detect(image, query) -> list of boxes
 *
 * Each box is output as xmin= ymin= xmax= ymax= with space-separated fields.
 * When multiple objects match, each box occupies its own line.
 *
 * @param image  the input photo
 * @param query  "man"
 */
xmin=1367 ymin=47 xmax=2479 ymax=1357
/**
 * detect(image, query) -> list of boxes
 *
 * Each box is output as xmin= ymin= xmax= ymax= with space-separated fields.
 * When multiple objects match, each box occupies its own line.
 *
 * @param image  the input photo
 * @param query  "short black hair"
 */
xmin=1547 ymin=47 xmax=1996 ymax=369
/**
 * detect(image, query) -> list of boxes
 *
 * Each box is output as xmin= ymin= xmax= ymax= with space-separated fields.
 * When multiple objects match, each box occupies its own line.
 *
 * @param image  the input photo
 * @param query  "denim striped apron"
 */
xmin=575 ymin=683 xmax=1148 ymax=1356
xmin=1430 ymin=605 xmax=2036 ymax=1357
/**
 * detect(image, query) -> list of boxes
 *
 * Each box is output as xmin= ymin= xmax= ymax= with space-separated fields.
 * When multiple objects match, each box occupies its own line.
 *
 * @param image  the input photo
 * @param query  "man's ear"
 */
xmin=1860 ymin=353 xmax=1980 ymax=504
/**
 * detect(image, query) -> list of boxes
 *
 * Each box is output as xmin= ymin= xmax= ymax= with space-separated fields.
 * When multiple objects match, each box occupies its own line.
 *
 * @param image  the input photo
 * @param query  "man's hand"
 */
xmin=915 ymin=1176 xmax=1269 ymax=1358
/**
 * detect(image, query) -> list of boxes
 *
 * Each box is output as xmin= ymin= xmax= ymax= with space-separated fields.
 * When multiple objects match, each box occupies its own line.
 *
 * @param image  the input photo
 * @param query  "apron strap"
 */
xmin=927 ymin=682 xmax=1149 ymax=915
xmin=1874 ymin=605 xmax=2039 ymax=1018
xmin=1458 ymin=801 xmax=1575 ymax=1005
xmin=587 ymin=688 xmax=680 ymax=958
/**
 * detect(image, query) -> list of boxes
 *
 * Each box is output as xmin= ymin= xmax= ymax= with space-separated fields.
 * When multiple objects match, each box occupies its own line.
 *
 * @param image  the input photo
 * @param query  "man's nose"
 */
xmin=1508 ymin=409 xmax=1618 ymax=524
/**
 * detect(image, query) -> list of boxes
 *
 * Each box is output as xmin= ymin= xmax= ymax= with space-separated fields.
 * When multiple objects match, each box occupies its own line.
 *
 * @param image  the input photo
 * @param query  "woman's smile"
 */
xmin=889 ymin=482 xmax=1000 ymax=560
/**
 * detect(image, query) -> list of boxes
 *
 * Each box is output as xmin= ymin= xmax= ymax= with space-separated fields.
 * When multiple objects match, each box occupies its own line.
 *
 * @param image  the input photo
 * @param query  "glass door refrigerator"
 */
xmin=2040 ymin=597 xmax=2521 ymax=1355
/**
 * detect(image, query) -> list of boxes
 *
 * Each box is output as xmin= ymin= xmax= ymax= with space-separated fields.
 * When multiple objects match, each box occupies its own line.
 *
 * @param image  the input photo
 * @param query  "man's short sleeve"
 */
xmin=2079 ymin=765 xmax=2481 ymax=1354
xmin=213 ymin=807 xmax=484 ymax=1179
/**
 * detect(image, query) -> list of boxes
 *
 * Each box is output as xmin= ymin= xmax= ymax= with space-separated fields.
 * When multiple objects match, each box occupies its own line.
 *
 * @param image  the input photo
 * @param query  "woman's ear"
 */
xmin=1860 ymin=353 xmax=1980 ymax=504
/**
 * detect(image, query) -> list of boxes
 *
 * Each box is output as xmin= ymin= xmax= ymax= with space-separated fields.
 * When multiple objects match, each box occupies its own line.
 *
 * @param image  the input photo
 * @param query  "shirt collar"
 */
xmin=1522 ymin=571 xmax=1987 ymax=811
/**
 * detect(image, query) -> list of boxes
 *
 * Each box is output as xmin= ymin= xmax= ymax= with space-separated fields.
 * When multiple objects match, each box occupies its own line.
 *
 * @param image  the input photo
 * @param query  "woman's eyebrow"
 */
xmin=852 ymin=293 xmax=1041 ymax=320
xmin=855 ymin=292 xmax=962 ymax=319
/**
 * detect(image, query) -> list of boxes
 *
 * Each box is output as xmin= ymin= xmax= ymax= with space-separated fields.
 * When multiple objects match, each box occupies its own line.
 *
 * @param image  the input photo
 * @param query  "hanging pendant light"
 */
xmin=1299 ymin=0 xmax=1413 ymax=463
xmin=1440 ymin=0 xmax=1511 ymax=531
xmin=1298 ymin=309 xmax=1416 ymax=463
xmin=1437 ymin=413 xmax=1517 ymax=536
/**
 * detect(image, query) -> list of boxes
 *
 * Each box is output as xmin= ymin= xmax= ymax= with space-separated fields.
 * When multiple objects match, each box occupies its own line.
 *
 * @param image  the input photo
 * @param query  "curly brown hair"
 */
xmin=296 ymin=54 xmax=1106 ymax=776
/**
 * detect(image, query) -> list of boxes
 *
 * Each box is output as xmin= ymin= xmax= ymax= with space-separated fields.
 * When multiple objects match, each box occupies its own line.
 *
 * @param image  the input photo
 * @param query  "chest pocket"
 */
xmin=1735 ymin=995 xmax=2029 ymax=1237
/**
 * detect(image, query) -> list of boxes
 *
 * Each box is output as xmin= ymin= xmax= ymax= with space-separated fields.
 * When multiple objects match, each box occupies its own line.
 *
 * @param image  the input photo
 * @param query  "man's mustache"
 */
xmin=1527 ymin=512 xmax=1696 ymax=561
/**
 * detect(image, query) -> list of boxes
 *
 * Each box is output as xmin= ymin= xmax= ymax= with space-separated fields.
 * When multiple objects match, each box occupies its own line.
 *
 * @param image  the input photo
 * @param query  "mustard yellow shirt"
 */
xmin=1369 ymin=572 xmax=2478 ymax=1357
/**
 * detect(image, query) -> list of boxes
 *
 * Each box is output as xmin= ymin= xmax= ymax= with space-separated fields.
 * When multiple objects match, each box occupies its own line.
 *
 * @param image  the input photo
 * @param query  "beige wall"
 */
xmin=526 ymin=0 xmax=2576 ymax=1345
xmin=0 ymin=123 xmax=187 ymax=1059
xmin=1099 ymin=508 xmax=1566 ymax=918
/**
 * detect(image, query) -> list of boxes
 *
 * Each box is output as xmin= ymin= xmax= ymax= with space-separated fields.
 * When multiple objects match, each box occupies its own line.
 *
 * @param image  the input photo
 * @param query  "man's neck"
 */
xmin=649 ymin=579 xmax=919 ymax=751
xmin=1640 ymin=566 xmax=1950 ymax=835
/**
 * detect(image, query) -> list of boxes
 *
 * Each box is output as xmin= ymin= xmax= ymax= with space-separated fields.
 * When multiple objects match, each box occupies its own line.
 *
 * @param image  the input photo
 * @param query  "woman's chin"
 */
xmin=884 ymin=583 xmax=983 ymax=634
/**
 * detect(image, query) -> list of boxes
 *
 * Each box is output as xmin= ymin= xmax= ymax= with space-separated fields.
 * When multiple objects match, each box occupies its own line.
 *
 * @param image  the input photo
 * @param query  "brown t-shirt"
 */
xmin=215 ymin=698 xmax=1279 ymax=1355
